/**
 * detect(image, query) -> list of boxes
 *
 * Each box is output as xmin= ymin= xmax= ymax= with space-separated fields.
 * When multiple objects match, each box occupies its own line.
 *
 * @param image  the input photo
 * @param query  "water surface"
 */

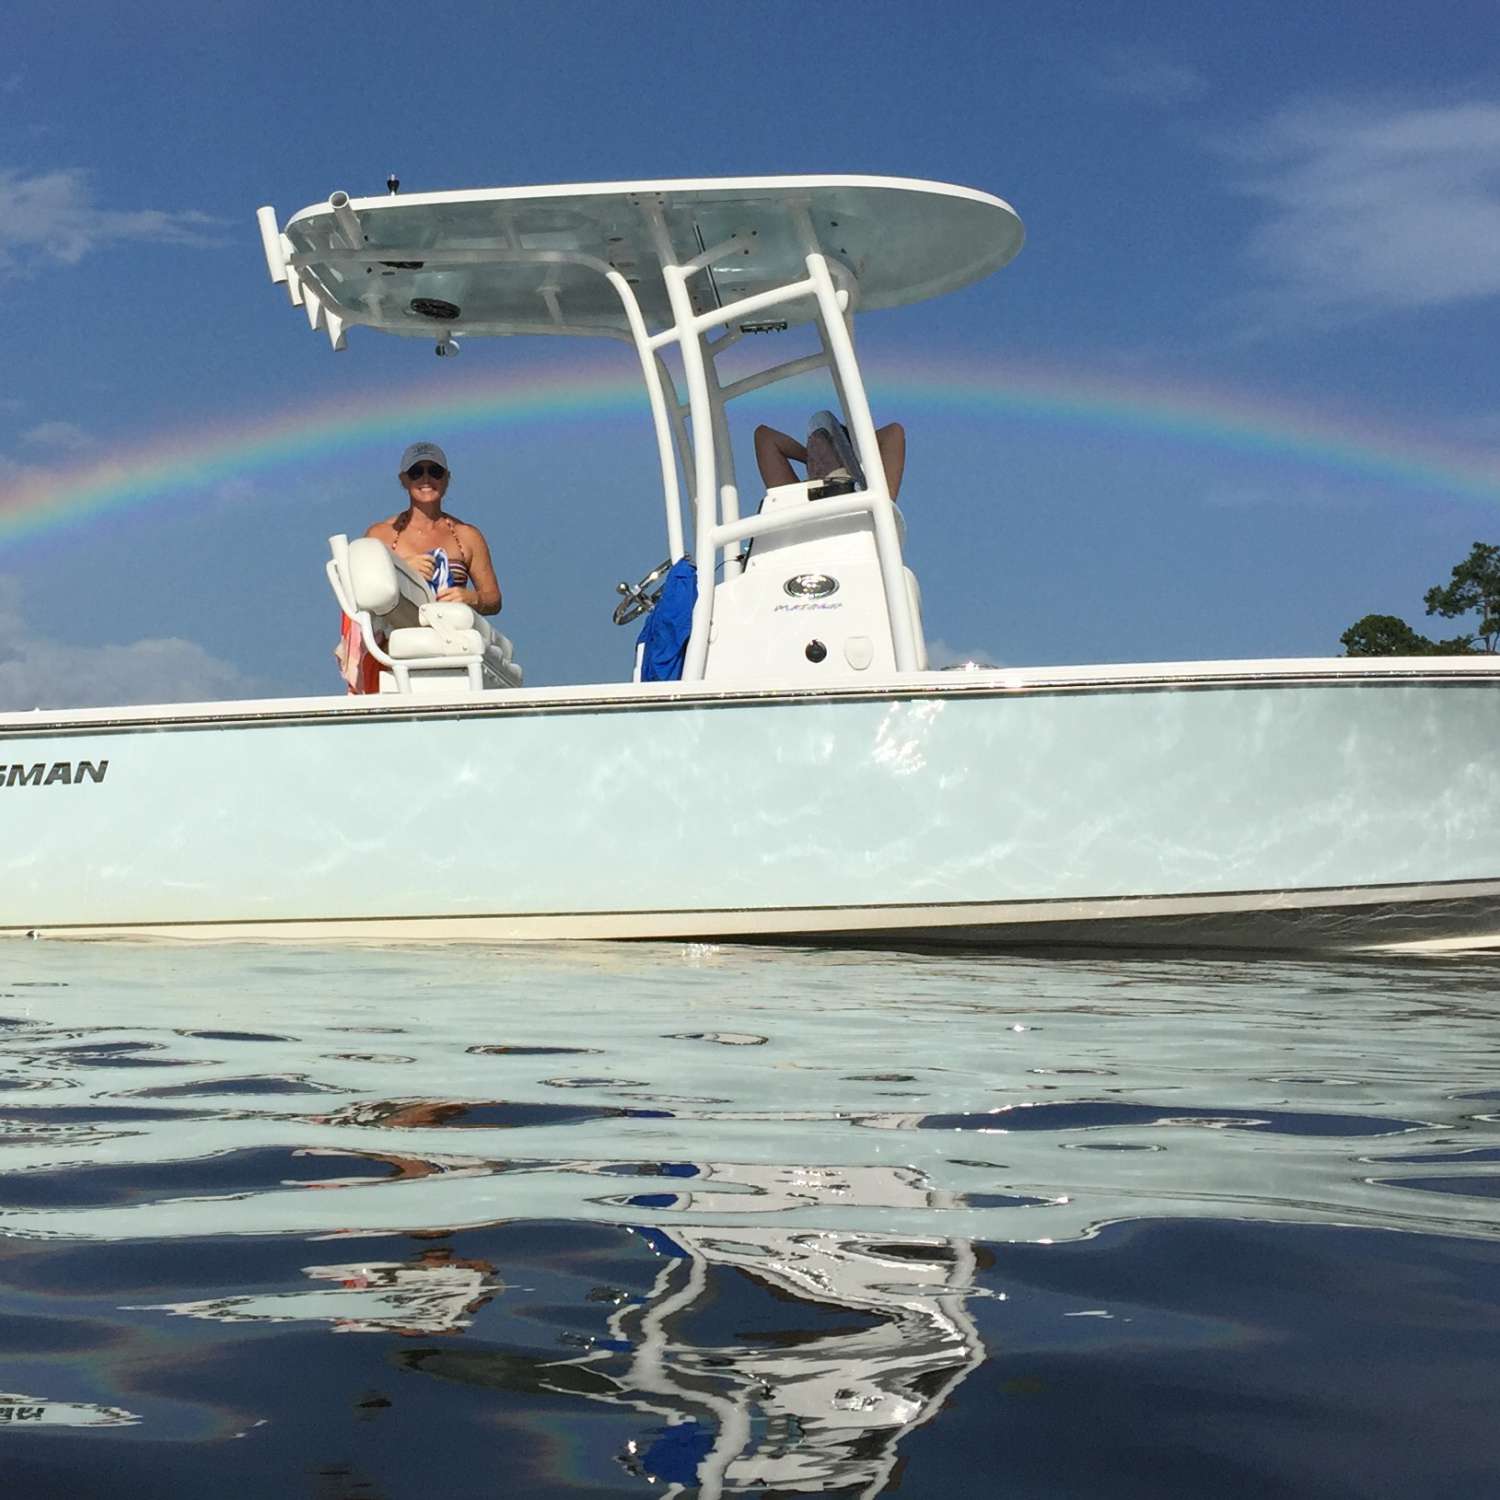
xmin=1 ymin=940 xmax=1497 ymax=1497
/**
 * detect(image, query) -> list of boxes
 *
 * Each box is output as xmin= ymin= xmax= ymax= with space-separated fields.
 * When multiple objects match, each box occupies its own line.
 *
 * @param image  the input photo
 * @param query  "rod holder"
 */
xmin=255 ymin=206 xmax=287 ymax=283
xmin=328 ymin=191 xmax=363 ymax=250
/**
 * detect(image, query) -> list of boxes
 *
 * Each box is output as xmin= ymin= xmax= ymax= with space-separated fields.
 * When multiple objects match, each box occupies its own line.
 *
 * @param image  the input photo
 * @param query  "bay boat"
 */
xmin=4 ymin=175 xmax=1499 ymax=950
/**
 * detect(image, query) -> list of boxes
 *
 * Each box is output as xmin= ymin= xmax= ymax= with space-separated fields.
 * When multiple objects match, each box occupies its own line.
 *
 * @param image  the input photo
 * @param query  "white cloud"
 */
xmin=1227 ymin=99 xmax=1500 ymax=323
xmin=19 ymin=420 xmax=91 ymax=452
xmin=1085 ymin=47 xmax=1208 ymax=108
xmin=0 ymin=167 xmax=224 ymax=275
xmin=0 ymin=576 xmax=262 ymax=710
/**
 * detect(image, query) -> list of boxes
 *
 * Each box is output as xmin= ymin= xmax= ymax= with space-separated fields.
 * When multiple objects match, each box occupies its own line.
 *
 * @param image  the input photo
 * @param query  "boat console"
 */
xmin=707 ymin=479 xmax=927 ymax=680
xmin=326 ymin=534 xmax=522 ymax=694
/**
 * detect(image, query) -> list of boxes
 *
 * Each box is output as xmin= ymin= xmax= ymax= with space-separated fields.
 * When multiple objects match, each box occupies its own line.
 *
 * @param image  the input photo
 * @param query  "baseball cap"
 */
xmin=399 ymin=441 xmax=449 ymax=474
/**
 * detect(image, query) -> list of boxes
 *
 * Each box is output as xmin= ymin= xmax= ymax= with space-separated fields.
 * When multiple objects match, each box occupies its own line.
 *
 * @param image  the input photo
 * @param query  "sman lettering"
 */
xmin=0 ymin=760 xmax=108 ymax=788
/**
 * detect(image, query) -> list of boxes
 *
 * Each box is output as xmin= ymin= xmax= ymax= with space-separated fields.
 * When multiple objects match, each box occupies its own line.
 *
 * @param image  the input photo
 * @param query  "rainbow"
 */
xmin=2 ymin=353 xmax=1497 ymax=543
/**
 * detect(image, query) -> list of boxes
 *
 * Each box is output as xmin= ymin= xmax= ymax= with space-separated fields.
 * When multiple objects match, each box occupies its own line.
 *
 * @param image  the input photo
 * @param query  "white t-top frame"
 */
xmin=644 ymin=218 xmax=916 ymax=675
xmin=259 ymin=176 xmax=1025 ymax=681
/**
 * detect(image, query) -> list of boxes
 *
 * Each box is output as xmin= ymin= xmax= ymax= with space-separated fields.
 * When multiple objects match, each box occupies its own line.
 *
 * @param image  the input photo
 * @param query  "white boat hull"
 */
xmin=4 ymin=660 xmax=1499 ymax=952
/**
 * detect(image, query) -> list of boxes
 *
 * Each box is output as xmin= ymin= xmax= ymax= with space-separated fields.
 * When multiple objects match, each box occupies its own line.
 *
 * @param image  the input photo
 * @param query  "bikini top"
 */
xmin=391 ymin=512 xmax=470 ymax=588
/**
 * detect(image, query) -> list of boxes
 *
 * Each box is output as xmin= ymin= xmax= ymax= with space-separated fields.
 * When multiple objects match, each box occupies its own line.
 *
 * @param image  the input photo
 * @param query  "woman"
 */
xmin=365 ymin=442 xmax=502 ymax=615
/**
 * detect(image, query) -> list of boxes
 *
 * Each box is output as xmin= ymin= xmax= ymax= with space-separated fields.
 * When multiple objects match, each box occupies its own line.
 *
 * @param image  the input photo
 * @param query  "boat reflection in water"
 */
xmin=134 ymin=1161 xmax=983 ymax=1496
xmin=134 ymin=1244 xmax=505 ymax=1338
xmin=0 ymin=1394 xmax=141 ymax=1430
xmin=637 ymin=1228 xmax=977 ymax=1495
xmin=534 ymin=1224 xmax=977 ymax=1497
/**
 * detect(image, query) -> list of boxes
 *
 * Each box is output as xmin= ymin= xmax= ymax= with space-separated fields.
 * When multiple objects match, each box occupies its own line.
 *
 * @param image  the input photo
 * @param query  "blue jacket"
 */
xmin=636 ymin=560 xmax=697 ymax=682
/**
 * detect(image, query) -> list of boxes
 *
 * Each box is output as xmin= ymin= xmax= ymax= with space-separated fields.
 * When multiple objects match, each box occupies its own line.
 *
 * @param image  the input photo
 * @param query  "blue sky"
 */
xmin=2 ymin=1 xmax=1498 ymax=705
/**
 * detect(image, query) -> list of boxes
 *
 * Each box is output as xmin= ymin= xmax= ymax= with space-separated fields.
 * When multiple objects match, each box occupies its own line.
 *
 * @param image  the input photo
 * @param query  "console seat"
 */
xmin=326 ymin=534 xmax=522 ymax=693
xmin=388 ymin=601 xmax=512 ymax=656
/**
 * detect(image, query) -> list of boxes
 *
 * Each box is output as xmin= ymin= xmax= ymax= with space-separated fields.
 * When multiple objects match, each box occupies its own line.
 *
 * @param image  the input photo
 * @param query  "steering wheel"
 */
xmin=612 ymin=558 xmax=674 ymax=626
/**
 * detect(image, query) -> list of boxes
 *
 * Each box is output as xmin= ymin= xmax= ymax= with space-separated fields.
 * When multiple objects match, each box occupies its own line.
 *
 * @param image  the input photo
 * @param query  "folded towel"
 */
xmin=334 ymin=613 xmax=383 ymax=694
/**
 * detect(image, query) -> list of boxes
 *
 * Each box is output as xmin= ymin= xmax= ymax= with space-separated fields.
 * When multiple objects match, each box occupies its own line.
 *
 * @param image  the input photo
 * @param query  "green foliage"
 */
xmin=1339 ymin=614 xmax=1473 ymax=657
xmin=1423 ymin=541 xmax=1500 ymax=653
xmin=1340 ymin=541 xmax=1495 ymax=656
xmin=1341 ymin=614 xmax=1431 ymax=656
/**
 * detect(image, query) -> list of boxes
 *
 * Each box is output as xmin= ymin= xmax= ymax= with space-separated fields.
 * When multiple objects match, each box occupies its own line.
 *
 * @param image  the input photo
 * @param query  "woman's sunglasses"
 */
xmin=406 ymin=463 xmax=447 ymax=480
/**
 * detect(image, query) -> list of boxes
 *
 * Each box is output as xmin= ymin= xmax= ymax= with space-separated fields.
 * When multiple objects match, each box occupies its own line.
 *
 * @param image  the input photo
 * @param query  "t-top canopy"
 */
xmin=275 ymin=174 xmax=1024 ymax=341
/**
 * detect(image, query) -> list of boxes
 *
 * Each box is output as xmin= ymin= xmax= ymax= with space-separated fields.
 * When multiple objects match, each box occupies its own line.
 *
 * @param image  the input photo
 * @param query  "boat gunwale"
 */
xmin=4 ymin=656 xmax=1500 ymax=739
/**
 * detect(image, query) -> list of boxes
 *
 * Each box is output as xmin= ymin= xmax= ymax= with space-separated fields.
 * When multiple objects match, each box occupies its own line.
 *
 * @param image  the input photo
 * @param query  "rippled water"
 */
xmin=1 ymin=940 xmax=1497 ymax=1497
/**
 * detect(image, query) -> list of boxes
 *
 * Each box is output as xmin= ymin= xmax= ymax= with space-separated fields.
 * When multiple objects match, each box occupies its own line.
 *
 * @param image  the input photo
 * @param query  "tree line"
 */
xmin=1342 ymin=542 xmax=1500 ymax=656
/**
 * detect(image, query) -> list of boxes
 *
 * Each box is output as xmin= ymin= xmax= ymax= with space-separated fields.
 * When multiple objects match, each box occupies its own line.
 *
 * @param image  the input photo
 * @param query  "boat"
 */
xmin=3 ymin=174 xmax=1498 ymax=950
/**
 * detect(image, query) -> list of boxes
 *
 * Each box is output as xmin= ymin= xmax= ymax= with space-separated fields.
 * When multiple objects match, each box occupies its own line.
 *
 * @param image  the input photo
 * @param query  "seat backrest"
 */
xmin=343 ymin=537 xmax=428 ymax=628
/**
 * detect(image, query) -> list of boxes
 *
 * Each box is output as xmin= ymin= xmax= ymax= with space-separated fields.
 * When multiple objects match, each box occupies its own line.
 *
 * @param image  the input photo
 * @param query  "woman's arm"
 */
xmin=443 ymin=524 xmax=501 ymax=614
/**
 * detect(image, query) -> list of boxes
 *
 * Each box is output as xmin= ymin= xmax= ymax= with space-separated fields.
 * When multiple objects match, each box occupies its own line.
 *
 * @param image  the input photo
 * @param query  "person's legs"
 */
xmin=875 ymin=422 xmax=906 ymax=500
xmin=758 ymin=415 xmax=906 ymax=495
xmin=754 ymin=425 xmax=806 ymax=489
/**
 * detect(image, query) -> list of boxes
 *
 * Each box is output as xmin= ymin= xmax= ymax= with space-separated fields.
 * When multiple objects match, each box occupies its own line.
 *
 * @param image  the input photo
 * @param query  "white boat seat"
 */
xmin=389 ymin=626 xmax=488 ymax=659
xmin=326 ymin=533 xmax=523 ymax=693
xmin=345 ymin=536 xmax=428 ymax=624
xmin=418 ymin=601 xmax=515 ymax=659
